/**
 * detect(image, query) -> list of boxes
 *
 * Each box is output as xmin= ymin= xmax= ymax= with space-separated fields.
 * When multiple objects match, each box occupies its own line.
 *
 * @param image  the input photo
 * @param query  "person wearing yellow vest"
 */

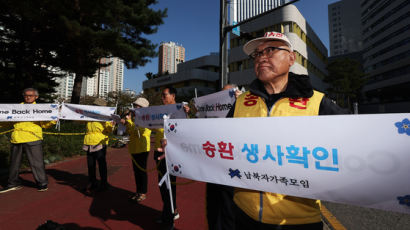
xmin=0 ymin=88 xmax=56 ymax=193
xmin=83 ymin=98 xmax=113 ymax=193
xmin=120 ymin=97 xmax=151 ymax=203
xmin=225 ymin=32 xmax=346 ymax=230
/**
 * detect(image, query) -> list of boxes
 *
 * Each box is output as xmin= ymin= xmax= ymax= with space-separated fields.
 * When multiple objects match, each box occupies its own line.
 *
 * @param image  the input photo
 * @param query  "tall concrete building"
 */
xmin=229 ymin=4 xmax=328 ymax=91
xmin=158 ymin=42 xmax=185 ymax=75
xmin=360 ymin=0 xmax=410 ymax=113
xmin=54 ymin=57 xmax=124 ymax=100
xmin=54 ymin=72 xmax=75 ymax=100
xmin=328 ymin=0 xmax=362 ymax=57
xmin=230 ymin=0 xmax=291 ymax=23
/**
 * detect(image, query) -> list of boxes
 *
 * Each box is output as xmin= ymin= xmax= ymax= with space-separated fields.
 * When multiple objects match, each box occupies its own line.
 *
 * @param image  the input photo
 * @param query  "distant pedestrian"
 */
xmin=0 ymin=88 xmax=56 ymax=193
xmin=83 ymin=98 xmax=113 ymax=193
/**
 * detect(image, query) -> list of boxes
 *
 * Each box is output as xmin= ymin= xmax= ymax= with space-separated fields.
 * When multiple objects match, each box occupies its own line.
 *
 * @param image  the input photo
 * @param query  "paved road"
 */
xmin=4 ymin=144 xmax=405 ymax=230
xmin=0 ymin=147 xmax=206 ymax=230
xmin=323 ymin=201 xmax=410 ymax=230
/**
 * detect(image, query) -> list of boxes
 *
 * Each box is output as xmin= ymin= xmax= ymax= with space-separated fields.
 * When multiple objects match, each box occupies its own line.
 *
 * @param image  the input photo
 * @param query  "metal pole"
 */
xmin=219 ymin=0 xmax=229 ymax=89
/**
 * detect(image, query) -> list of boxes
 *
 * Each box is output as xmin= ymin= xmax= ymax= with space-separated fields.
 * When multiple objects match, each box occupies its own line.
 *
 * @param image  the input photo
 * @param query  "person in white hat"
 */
xmin=120 ymin=97 xmax=151 ymax=203
xmin=224 ymin=32 xmax=346 ymax=229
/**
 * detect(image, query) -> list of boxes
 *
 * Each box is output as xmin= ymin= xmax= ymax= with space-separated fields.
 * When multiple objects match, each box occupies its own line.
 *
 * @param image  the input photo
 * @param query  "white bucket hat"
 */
xmin=243 ymin=31 xmax=293 ymax=56
xmin=133 ymin=97 xmax=149 ymax=108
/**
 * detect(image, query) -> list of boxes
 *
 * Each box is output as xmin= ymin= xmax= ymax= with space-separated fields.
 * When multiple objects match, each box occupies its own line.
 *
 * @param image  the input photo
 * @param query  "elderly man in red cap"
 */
xmin=226 ymin=32 xmax=346 ymax=229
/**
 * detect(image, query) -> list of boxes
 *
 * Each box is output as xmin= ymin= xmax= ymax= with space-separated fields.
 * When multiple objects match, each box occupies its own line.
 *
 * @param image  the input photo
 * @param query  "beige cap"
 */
xmin=133 ymin=97 xmax=149 ymax=108
xmin=93 ymin=98 xmax=107 ymax=106
xmin=243 ymin=31 xmax=293 ymax=56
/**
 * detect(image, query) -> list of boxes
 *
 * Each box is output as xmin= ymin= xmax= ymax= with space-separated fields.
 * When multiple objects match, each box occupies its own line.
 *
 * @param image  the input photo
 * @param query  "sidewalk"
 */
xmin=0 ymin=147 xmax=206 ymax=230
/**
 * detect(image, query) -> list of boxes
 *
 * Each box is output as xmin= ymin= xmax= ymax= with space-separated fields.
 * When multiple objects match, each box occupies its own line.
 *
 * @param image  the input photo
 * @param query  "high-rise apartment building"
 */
xmin=229 ymin=4 xmax=328 ymax=91
xmin=328 ymin=0 xmax=362 ymax=57
xmin=54 ymin=57 xmax=124 ymax=100
xmin=360 ymin=0 xmax=410 ymax=113
xmin=158 ymin=42 xmax=185 ymax=75
xmin=54 ymin=72 xmax=75 ymax=99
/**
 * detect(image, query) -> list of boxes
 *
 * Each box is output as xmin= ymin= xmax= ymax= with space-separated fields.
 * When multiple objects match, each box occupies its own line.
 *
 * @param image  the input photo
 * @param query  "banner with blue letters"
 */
xmin=164 ymin=114 xmax=410 ymax=214
xmin=133 ymin=103 xmax=187 ymax=129
xmin=0 ymin=104 xmax=59 ymax=121
xmin=59 ymin=103 xmax=116 ymax=121
xmin=193 ymin=89 xmax=236 ymax=118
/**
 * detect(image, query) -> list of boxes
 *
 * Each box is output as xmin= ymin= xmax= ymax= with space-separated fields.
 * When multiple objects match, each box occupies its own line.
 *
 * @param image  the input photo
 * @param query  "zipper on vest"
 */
xmin=258 ymin=191 xmax=264 ymax=222
xmin=262 ymin=97 xmax=283 ymax=117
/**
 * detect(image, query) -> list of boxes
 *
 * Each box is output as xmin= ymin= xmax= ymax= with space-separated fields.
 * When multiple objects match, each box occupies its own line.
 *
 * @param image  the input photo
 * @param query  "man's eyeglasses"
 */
xmin=161 ymin=93 xmax=170 ymax=97
xmin=250 ymin=46 xmax=290 ymax=59
xmin=23 ymin=95 xmax=36 ymax=97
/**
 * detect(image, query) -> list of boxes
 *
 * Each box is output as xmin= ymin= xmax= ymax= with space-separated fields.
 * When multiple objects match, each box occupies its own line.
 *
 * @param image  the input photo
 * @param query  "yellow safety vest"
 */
xmin=83 ymin=121 xmax=113 ymax=146
xmin=125 ymin=119 xmax=151 ymax=153
xmin=233 ymin=90 xmax=324 ymax=225
xmin=154 ymin=128 xmax=164 ymax=150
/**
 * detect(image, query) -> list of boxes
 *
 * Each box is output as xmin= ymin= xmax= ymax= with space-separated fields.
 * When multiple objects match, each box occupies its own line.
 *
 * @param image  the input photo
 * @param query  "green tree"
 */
xmin=145 ymin=72 xmax=154 ymax=80
xmin=1 ymin=0 xmax=167 ymax=103
xmin=325 ymin=58 xmax=367 ymax=110
xmin=107 ymin=90 xmax=138 ymax=115
xmin=0 ymin=0 xmax=62 ymax=102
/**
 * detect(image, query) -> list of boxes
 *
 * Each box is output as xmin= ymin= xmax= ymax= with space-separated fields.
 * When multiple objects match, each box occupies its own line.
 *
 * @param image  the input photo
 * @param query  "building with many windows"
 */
xmin=143 ymin=53 xmax=219 ymax=98
xmin=54 ymin=72 xmax=75 ymax=100
xmin=328 ymin=0 xmax=362 ymax=57
xmin=54 ymin=57 xmax=124 ymax=100
xmin=360 ymin=0 xmax=410 ymax=113
xmin=230 ymin=0 xmax=291 ymax=23
xmin=158 ymin=42 xmax=185 ymax=75
xmin=228 ymin=4 xmax=328 ymax=91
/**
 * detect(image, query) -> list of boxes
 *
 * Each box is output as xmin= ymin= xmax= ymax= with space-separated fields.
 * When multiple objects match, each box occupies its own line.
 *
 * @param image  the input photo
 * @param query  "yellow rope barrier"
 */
xmin=43 ymin=132 xmax=85 ymax=136
xmin=129 ymin=152 xmax=197 ymax=186
xmin=0 ymin=129 xmax=13 ymax=135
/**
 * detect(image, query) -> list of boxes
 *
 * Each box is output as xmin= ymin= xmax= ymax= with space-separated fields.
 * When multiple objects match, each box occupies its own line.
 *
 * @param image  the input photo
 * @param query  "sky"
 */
xmin=124 ymin=0 xmax=340 ymax=93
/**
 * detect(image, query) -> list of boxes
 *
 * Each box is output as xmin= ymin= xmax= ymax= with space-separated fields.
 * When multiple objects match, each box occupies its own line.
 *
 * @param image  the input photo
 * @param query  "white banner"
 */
xmin=193 ymin=89 xmax=236 ymax=118
xmin=164 ymin=114 xmax=410 ymax=214
xmin=133 ymin=103 xmax=187 ymax=129
xmin=59 ymin=103 xmax=116 ymax=121
xmin=0 ymin=104 xmax=59 ymax=121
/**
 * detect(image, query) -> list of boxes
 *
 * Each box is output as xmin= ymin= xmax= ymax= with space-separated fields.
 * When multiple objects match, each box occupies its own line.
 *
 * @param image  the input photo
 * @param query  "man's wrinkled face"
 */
xmin=23 ymin=90 xmax=38 ymax=104
xmin=161 ymin=88 xmax=176 ymax=105
xmin=253 ymin=41 xmax=295 ymax=84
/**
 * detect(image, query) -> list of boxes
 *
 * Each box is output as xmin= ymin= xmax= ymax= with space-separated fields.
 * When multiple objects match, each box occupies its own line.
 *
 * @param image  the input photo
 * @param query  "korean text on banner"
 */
xmin=133 ymin=103 xmax=187 ymax=129
xmin=193 ymin=89 xmax=236 ymax=118
xmin=0 ymin=104 xmax=59 ymax=122
xmin=60 ymin=103 xmax=116 ymax=121
xmin=164 ymin=114 xmax=410 ymax=214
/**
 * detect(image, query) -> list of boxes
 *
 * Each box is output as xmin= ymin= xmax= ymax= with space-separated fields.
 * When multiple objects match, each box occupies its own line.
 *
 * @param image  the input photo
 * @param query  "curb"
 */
xmin=321 ymin=205 xmax=347 ymax=230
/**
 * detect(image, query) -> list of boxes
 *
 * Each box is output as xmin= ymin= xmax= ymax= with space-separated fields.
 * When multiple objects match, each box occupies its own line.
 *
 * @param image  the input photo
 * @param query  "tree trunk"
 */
xmin=71 ymin=74 xmax=83 ymax=104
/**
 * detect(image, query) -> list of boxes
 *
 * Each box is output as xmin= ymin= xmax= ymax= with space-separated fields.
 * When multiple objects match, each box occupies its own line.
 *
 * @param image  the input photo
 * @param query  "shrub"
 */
xmin=0 ymin=121 xmax=88 ymax=170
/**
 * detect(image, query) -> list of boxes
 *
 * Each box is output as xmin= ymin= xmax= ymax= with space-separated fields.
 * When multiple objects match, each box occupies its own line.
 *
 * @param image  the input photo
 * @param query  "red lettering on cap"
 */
xmin=264 ymin=32 xmax=283 ymax=38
